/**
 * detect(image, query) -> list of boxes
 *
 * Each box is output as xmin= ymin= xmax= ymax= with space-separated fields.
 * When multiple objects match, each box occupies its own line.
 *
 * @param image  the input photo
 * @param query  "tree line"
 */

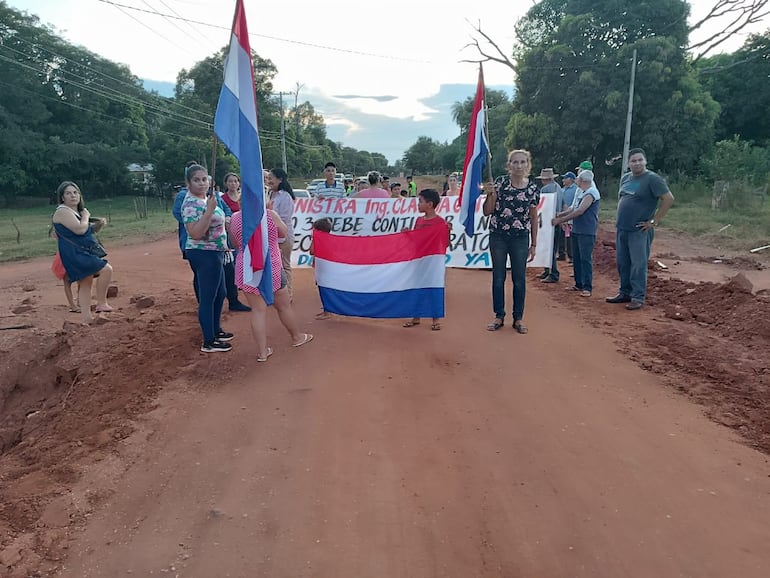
xmin=0 ymin=1 xmax=396 ymax=205
xmin=1 ymin=0 xmax=769 ymax=207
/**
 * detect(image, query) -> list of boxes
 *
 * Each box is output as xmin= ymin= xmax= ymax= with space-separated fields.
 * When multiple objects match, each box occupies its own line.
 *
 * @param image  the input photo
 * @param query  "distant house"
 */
xmin=127 ymin=163 xmax=154 ymax=186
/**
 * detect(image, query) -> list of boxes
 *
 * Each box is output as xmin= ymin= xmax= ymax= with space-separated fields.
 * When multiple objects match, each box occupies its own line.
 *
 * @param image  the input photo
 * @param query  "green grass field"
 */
xmin=2 ymin=184 xmax=768 ymax=264
xmin=0 ymin=196 xmax=178 ymax=263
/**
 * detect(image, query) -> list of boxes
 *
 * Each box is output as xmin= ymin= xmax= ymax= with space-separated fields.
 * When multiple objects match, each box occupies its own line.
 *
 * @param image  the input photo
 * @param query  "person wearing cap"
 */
xmin=535 ymin=168 xmax=563 ymax=284
xmin=607 ymin=148 xmax=674 ymax=310
xmin=559 ymin=171 xmax=578 ymax=261
xmin=553 ymin=170 xmax=600 ymax=297
xmin=576 ymin=160 xmax=593 ymax=174
xmin=389 ymin=182 xmax=403 ymax=198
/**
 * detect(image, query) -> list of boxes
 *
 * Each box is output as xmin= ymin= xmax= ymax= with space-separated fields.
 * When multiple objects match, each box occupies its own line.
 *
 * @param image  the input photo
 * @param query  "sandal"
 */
xmin=431 ymin=323 xmax=441 ymax=331
xmin=513 ymin=321 xmax=528 ymax=334
xmin=486 ymin=318 xmax=504 ymax=331
xmin=292 ymin=333 xmax=314 ymax=348
xmin=257 ymin=347 xmax=273 ymax=362
xmin=403 ymin=320 xmax=420 ymax=328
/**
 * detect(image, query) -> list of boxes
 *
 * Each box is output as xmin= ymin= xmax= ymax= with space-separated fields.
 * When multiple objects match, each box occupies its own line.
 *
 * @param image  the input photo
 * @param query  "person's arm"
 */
xmin=52 ymin=206 xmax=89 ymax=235
xmin=638 ymin=190 xmax=674 ymax=231
xmin=269 ymin=209 xmax=288 ymax=239
xmin=185 ymin=195 xmax=218 ymax=240
xmin=91 ymin=218 xmax=107 ymax=233
xmin=482 ymin=182 xmax=497 ymax=216
xmin=553 ymin=195 xmax=594 ymax=225
xmin=274 ymin=193 xmax=293 ymax=228
xmin=230 ymin=213 xmax=242 ymax=249
xmin=527 ymin=205 xmax=538 ymax=262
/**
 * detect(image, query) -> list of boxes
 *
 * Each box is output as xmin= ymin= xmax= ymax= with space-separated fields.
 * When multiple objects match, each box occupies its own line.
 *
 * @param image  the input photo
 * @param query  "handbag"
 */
xmin=57 ymin=232 xmax=108 ymax=258
xmin=88 ymin=242 xmax=108 ymax=258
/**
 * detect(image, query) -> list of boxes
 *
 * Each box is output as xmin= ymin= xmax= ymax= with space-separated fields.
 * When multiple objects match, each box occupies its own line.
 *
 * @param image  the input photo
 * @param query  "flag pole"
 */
xmin=480 ymin=64 xmax=493 ymax=183
xmin=210 ymin=134 xmax=218 ymax=190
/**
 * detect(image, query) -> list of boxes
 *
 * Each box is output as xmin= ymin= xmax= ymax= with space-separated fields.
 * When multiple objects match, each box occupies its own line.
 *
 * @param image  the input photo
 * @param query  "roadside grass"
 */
xmin=3 ymin=181 xmax=768 ymax=263
xmin=599 ymin=189 xmax=770 ymax=253
xmin=0 ymin=197 xmax=177 ymax=263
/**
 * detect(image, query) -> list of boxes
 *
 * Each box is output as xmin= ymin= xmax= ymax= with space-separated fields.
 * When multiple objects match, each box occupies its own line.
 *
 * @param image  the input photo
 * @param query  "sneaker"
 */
xmin=201 ymin=340 xmax=232 ymax=353
xmin=626 ymin=301 xmax=644 ymax=310
xmin=605 ymin=294 xmax=632 ymax=304
xmin=541 ymin=277 xmax=558 ymax=283
xmin=538 ymin=271 xmax=550 ymax=280
xmin=229 ymin=302 xmax=252 ymax=312
xmin=216 ymin=330 xmax=234 ymax=342
xmin=580 ymin=290 xmax=592 ymax=297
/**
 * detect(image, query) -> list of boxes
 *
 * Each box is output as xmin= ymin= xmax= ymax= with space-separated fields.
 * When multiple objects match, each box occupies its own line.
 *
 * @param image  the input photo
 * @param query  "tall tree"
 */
xmin=698 ymin=30 xmax=770 ymax=145
xmin=500 ymin=0 xmax=719 ymax=178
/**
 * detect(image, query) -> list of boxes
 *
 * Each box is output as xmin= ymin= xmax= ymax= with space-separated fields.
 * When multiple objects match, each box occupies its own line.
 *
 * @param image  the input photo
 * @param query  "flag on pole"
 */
xmin=459 ymin=65 xmax=489 ymax=237
xmin=214 ymin=0 xmax=273 ymax=304
xmin=313 ymin=226 xmax=448 ymax=319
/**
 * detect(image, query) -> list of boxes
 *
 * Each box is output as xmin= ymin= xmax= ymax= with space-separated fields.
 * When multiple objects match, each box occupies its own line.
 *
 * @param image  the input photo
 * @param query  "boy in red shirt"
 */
xmin=403 ymin=188 xmax=449 ymax=330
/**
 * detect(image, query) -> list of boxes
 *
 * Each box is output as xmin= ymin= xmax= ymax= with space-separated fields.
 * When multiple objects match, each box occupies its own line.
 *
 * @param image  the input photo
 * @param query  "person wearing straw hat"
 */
xmin=535 ymin=168 xmax=563 ymax=284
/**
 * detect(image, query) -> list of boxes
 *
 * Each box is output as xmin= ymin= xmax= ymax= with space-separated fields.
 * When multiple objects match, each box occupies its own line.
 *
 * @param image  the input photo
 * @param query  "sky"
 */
xmin=6 ymin=0 xmax=768 ymax=164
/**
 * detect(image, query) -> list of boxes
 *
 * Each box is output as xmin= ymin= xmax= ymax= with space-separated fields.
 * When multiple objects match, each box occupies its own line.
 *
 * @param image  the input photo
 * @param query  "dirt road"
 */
xmin=1 ymin=228 xmax=770 ymax=577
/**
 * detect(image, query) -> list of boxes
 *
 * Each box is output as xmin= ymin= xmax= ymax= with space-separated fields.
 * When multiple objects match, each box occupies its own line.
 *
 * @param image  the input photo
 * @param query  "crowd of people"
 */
xmin=50 ymin=146 xmax=673 ymax=347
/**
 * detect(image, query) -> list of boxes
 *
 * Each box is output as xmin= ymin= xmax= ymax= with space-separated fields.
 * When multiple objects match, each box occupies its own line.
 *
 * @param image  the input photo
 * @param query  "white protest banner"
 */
xmin=290 ymin=194 xmax=555 ymax=269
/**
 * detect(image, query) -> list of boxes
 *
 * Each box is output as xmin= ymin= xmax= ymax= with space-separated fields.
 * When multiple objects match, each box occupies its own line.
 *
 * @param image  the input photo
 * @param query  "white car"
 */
xmin=294 ymin=188 xmax=311 ymax=198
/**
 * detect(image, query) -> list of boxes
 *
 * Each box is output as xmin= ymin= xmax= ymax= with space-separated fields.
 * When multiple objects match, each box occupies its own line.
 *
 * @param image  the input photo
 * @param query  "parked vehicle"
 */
xmin=294 ymin=188 xmax=311 ymax=198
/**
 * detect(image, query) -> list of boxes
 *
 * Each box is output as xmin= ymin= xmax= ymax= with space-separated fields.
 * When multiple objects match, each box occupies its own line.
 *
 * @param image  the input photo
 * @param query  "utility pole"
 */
xmin=293 ymin=82 xmax=304 ymax=141
xmin=279 ymin=92 xmax=288 ymax=172
xmin=621 ymin=48 xmax=638 ymax=176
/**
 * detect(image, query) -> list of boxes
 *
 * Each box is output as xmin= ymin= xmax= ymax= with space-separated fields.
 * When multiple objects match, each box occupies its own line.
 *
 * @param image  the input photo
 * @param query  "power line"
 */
xmin=95 ymin=0 xmax=431 ymax=63
xmin=0 ymin=45 xmax=213 ymax=129
xmin=8 ymin=34 xmax=212 ymax=120
xmin=0 ymin=78 xmax=201 ymax=142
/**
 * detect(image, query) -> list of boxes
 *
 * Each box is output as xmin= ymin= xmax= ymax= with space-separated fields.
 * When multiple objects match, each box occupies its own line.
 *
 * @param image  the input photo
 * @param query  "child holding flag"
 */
xmin=402 ymin=189 xmax=450 ymax=331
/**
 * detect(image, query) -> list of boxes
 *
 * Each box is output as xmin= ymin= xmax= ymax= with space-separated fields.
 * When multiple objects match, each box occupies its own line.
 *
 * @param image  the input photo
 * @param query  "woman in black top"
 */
xmin=482 ymin=150 xmax=540 ymax=334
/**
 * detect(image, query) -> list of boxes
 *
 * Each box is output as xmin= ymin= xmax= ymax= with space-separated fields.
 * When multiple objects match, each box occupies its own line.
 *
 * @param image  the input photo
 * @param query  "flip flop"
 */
xmin=486 ymin=319 xmax=504 ymax=331
xmin=292 ymin=333 xmax=314 ymax=348
xmin=431 ymin=323 xmax=441 ymax=331
xmin=403 ymin=320 xmax=420 ymax=328
xmin=257 ymin=347 xmax=273 ymax=362
xmin=68 ymin=307 xmax=82 ymax=313
xmin=513 ymin=322 xmax=528 ymax=334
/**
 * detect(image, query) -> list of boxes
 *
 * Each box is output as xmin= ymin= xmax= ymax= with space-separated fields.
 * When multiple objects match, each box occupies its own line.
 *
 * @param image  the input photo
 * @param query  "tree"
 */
xmin=474 ymin=0 xmax=719 ymax=178
xmin=698 ymin=30 xmax=770 ymax=145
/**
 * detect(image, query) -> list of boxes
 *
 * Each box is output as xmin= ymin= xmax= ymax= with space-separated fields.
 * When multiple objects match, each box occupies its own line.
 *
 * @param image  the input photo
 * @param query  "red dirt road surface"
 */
xmin=1 ymin=226 xmax=770 ymax=577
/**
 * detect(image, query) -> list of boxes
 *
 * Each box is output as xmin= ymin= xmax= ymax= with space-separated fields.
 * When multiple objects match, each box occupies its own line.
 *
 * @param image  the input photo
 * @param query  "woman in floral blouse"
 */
xmin=482 ymin=149 xmax=540 ymax=334
xmin=182 ymin=164 xmax=233 ymax=353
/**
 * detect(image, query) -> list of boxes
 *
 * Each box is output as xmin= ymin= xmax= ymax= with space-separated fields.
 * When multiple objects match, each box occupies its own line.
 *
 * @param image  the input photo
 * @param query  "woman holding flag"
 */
xmin=482 ymin=149 xmax=540 ymax=334
xmin=181 ymin=164 xmax=233 ymax=352
xmin=230 ymin=201 xmax=313 ymax=362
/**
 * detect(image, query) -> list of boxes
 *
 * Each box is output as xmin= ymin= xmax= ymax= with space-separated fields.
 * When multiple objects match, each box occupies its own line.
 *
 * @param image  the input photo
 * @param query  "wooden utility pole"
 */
xmin=621 ymin=48 xmax=638 ymax=176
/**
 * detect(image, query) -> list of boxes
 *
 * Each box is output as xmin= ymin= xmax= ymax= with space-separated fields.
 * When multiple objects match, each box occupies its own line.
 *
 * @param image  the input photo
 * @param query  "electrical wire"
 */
xmin=96 ymin=0 xmax=431 ymax=63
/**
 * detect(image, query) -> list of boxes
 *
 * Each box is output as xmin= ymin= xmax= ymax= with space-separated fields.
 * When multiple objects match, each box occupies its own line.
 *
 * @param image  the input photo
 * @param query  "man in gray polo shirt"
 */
xmin=606 ymin=148 xmax=674 ymax=310
xmin=315 ymin=161 xmax=346 ymax=200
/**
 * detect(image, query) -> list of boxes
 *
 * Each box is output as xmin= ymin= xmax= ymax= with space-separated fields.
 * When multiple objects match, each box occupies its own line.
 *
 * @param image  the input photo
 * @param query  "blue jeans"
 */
xmin=186 ymin=249 xmax=226 ymax=343
xmin=616 ymin=228 xmax=653 ymax=303
xmin=490 ymin=232 xmax=530 ymax=322
xmin=571 ymin=233 xmax=596 ymax=292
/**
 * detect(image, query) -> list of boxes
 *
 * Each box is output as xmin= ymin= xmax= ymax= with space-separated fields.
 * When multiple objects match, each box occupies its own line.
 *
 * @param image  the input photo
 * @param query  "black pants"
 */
xmin=223 ymin=260 xmax=240 ymax=305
